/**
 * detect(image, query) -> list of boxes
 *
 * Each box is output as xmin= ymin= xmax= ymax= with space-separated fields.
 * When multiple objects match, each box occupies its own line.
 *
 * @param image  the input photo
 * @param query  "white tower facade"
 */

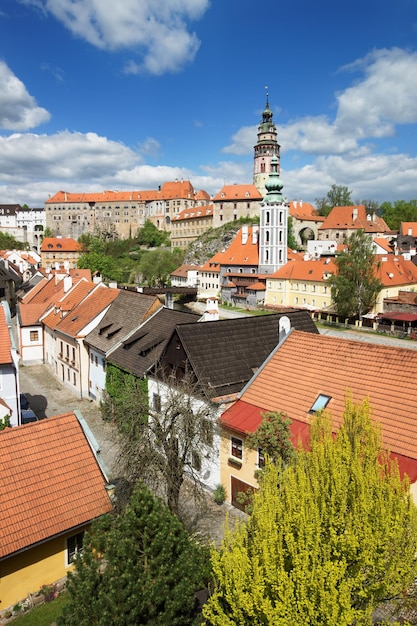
xmin=258 ymin=155 xmax=288 ymax=274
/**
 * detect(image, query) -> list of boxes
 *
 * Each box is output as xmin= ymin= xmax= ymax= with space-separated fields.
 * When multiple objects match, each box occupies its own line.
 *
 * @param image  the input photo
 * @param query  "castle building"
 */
xmin=253 ymin=92 xmax=281 ymax=197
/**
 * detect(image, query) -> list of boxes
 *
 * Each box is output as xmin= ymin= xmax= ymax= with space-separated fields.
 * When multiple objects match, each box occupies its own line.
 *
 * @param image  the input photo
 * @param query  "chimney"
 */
xmin=252 ymin=225 xmax=259 ymax=243
xmin=63 ymin=275 xmax=72 ymax=292
xmin=242 ymin=225 xmax=248 ymax=245
xmin=408 ymin=228 xmax=412 ymax=236
xmin=300 ymin=199 xmax=303 ymax=207
xmin=352 ymin=207 xmax=358 ymax=220
xmin=279 ymin=315 xmax=291 ymax=342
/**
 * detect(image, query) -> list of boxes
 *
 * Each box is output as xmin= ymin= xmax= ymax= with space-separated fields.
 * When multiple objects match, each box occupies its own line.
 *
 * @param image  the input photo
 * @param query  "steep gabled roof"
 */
xmin=213 ymin=226 xmax=259 ymax=267
xmin=289 ymin=200 xmax=325 ymax=221
xmin=85 ymin=290 xmax=162 ymax=354
xmin=400 ymin=222 xmax=417 ymax=237
xmin=0 ymin=412 xmax=112 ymax=560
xmin=270 ymin=257 xmax=337 ymax=281
xmin=54 ymin=285 xmax=119 ymax=338
xmin=39 ymin=280 xmax=97 ymax=330
xmin=222 ymin=330 xmax=417 ymax=476
xmin=319 ymin=206 xmax=389 ymax=233
xmin=41 ymin=237 xmax=81 ymax=253
xmin=171 ymin=205 xmax=213 ymax=221
xmin=108 ymin=308 xmax=200 ymax=377
xmin=170 ymin=264 xmax=199 ymax=278
xmin=0 ymin=306 xmax=12 ymax=366
xmin=171 ymin=312 xmax=319 ymax=399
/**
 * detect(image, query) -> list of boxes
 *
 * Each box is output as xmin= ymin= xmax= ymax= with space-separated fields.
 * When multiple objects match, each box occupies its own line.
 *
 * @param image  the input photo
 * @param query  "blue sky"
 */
xmin=1 ymin=0 xmax=417 ymax=208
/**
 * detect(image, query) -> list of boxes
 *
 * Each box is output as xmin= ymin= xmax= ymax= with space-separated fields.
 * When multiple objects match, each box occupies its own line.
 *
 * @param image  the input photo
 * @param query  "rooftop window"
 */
xmin=309 ymin=394 xmax=331 ymax=413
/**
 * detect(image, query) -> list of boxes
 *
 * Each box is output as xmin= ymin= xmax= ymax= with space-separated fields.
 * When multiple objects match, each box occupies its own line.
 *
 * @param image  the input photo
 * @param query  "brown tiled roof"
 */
xmin=170 ymin=313 xmax=319 ymax=399
xmin=0 ymin=307 xmax=12 ymax=365
xmin=213 ymin=184 xmax=262 ymax=201
xmin=41 ymin=237 xmax=81 ymax=253
xmin=171 ymin=264 xmax=199 ymax=278
xmin=108 ymin=308 xmax=200 ymax=377
xmin=54 ymin=285 xmax=119 ymax=338
xmin=0 ymin=412 xmax=112 ymax=559
xmin=85 ymin=290 xmax=162 ymax=354
xmin=319 ymin=206 xmax=390 ymax=233
xmin=232 ymin=330 xmax=417 ymax=465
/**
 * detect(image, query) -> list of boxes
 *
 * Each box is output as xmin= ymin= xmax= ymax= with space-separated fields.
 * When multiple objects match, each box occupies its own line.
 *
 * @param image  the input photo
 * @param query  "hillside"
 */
xmin=183 ymin=218 xmax=259 ymax=266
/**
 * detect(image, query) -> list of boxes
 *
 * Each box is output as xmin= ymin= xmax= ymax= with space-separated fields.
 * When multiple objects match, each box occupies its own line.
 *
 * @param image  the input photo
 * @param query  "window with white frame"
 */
xmin=66 ymin=531 xmax=84 ymax=565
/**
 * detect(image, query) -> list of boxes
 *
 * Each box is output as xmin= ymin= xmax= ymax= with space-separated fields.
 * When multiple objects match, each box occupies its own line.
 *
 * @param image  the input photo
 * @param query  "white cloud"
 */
xmin=0 ymin=61 xmax=50 ymax=130
xmin=21 ymin=0 xmax=210 ymax=75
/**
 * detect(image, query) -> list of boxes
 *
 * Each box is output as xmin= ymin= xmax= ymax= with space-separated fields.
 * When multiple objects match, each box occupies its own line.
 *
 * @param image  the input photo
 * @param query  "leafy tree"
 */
xmin=287 ymin=216 xmax=298 ymax=250
xmin=138 ymin=248 xmax=184 ymax=287
xmin=0 ymin=415 xmax=10 ymax=430
xmin=328 ymin=229 xmax=383 ymax=319
xmin=77 ymin=251 xmax=122 ymax=282
xmin=380 ymin=199 xmax=417 ymax=231
xmin=59 ymin=482 xmax=209 ymax=626
xmin=0 ymin=231 xmax=25 ymax=250
xmin=203 ymin=397 xmax=417 ymax=625
xmin=137 ymin=219 xmax=170 ymax=247
xmin=246 ymin=411 xmax=294 ymax=465
xmin=43 ymin=226 xmax=53 ymax=238
xmin=102 ymin=365 xmax=217 ymax=517
xmin=315 ymin=184 xmax=353 ymax=216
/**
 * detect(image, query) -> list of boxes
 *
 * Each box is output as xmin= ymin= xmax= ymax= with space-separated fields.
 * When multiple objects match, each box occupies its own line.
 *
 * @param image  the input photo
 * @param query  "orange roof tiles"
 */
xmin=0 ymin=307 xmax=12 ymax=365
xmin=223 ymin=330 xmax=417 ymax=467
xmin=212 ymin=226 xmax=259 ymax=267
xmin=401 ymin=222 xmax=417 ymax=237
xmin=171 ymin=264 xmax=198 ymax=277
xmin=319 ymin=205 xmax=389 ymax=233
xmin=171 ymin=205 xmax=213 ymax=221
xmin=53 ymin=285 xmax=119 ymax=337
xmin=376 ymin=255 xmax=417 ymax=287
xmin=41 ymin=237 xmax=81 ymax=253
xmin=213 ymin=184 xmax=262 ymax=201
xmin=0 ymin=412 xmax=112 ymax=559
xmin=270 ymin=257 xmax=337 ymax=281
xmin=373 ymin=237 xmax=392 ymax=252
xmin=289 ymin=200 xmax=325 ymax=221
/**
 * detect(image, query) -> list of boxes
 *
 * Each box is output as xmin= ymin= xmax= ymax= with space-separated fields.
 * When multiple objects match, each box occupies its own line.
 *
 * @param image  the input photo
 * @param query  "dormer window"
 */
xmin=309 ymin=394 xmax=331 ymax=413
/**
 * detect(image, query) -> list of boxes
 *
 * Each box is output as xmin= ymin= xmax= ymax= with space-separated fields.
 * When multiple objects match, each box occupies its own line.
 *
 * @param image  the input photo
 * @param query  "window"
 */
xmin=29 ymin=330 xmax=39 ymax=342
xmin=258 ymin=448 xmax=265 ymax=469
xmin=231 ymin=436 xmax=243 ymax=459
xmin=67 ymin=531 xmax=85 ymax=565
xmin=153 ymin=393 xmax=161 ymax=412
xmin=310 ymin=394 xmax=331 ymax=413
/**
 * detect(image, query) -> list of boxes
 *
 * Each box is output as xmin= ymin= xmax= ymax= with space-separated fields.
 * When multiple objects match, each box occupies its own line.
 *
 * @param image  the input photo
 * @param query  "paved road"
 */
xmin=318 ymin=325 xmax=417 ymax=349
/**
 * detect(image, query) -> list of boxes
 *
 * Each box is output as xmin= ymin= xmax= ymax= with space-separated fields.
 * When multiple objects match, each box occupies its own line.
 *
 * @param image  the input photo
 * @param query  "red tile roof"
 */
xmin=0 ymin=412 xmax=112 ymax=559
xmin=289 ymin=200 xmax=325 ymax=222
xmin=41 ymin=237 xmax=81 ymax=253
xmin=212 ymin=226 xmax=259 ymax=266
xmin=319 ymin=205 xmax=389 ymax=233
xmin=171 ymin=205 xmax=213 ymax=221
xmin=401 ymin=222 xmax=417 ymax=237
xmin=0 ymin=307 xmax=12 ymax=365
xmin=213 ymin=184 xmax=262 ymax=201
xmin=55 ymin=285 xmax=119 ymax=337
xmin=222 ymin=330 xmax=417 ymax=474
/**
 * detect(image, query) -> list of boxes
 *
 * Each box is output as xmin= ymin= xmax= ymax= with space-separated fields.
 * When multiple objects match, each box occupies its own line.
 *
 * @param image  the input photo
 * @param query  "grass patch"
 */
xmin=11 ymin=593 xmax=69 ymax=626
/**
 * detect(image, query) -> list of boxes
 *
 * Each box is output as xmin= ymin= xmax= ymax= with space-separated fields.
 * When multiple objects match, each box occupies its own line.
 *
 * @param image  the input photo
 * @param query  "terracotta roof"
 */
xmin=246 ymin=281 xmax=266 ymax=291
xmin=109 ymin=308 xmax=200 ymax=378
xmin=34 ymin=279 xmax=96 ymax=330
xmin=170 ymin=264 xmax=199 ymax=278
xmin=376 ymin=255 xmax=417 ymax=287
xmin=0 ymin=307 xmax=12 ymax=365
xmin=168 ymin=312 xmax=319 ymax=399
xmin=319 ymin=206 xmax=390 ymax=233
xmin=289 ymin=200 xmax=325 ymax=222
xmin=377 ymin=312 xmax=417 ymax=322
xmin=401 ymin=223 xmax=417 ymax=237
xmin=270 ymin=257 xmax=337 ymax=281
xmin=53 ymin=285 xmax=119 ymax=338
xmin=85 ymin=290 xmax=162 ymax=354
xmin=213 ymin=184 xmax=262 ymax=201
xmin=373 ymin=237 xmax=392 ymax=253
xmin=213 ymin=226 xmax=259 ymax=267
xmin=171 ymin=205 xmax=213 ymax=221
xmin=0 ymin=412 xmax=112 ymax=559
xmin=224 ymin=330 xmax=417 ymax=471
xmin=41 ymin=237 xmax=81 ymax=253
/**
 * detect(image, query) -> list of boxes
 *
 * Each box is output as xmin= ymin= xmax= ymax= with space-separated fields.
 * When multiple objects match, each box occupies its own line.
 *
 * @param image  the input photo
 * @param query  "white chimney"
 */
xmin=242 ymin=225 xmax=248 ymax=245
xmin=352 ymin=207 xmax=358 ymax=220
xmin=252 ymin=225 xmax=259 ymax=243
xmin=63 ymin=275 xmax=72 ymax=292
xmin=408 ymin=228 xmax=412 ymax=236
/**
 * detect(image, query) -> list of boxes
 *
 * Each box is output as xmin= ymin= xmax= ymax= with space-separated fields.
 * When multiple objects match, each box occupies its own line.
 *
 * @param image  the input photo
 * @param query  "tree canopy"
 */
xmin=137 ymin=219 xmax=170 ymax=247
xmin=380 ymin=199 xmax=417 ymax=231
xmin=315 ymin=184 xmax=353 ymax=216
xmin=328 ymin=229 xmax=383 ymax=319
xmin=138 ymin=247 xmax=184 ymax=287
xmin=0 ymin=231 xmax=26 ymax=250
xmin=245 ymin=411 xmax=294 ymax=466
xmin=203 ymin=397 xmax=417 ymax=625
xmin=58 ymin=482 xmax=209 ymax=626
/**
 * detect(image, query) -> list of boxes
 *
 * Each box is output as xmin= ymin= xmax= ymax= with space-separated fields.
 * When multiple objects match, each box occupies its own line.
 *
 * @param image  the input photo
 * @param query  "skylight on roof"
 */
xmin=309 ymin=394 xmax=331 ymax=413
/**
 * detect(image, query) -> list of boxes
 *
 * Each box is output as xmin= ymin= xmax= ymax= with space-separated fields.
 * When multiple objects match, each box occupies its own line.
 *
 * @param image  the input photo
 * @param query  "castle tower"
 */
xmin=258 ymin=155 xmax=288 ymax=274
xmin=253 ymin=91 xmax=281 ymax=197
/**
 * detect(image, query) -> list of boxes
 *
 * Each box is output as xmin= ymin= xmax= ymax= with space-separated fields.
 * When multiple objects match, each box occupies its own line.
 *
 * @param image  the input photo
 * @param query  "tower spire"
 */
xmin=253 ymin=89 xmax=281 ymax=197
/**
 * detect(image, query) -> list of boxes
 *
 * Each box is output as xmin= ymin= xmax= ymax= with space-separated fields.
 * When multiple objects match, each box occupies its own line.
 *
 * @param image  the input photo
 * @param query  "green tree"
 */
xmin=137 ymin=220 xmax=170 ymax=247
xmin=0 ymin=231 xmax=25 ymax=250
xmin=59 ymin=482 xmax=209 ymax=626
xmin=287 ymin=216 xmax=298 ymax=250
xmin=77 ymin=251 xmax=122 ymax=282
xmin=328 ymin=229 xmax=383 ymax=319
xmin=380 ymin=199 xmax=417 ymax=230
xmin=102 ymin=365 xmax=217 ymax=517
xmin=203 ymin=397 xmax=417 ymax=625
xmin=315 ymin=184 xmax=353 ymax=216
xmin=138 ymin=248 xmax=184 ymax=287
xmin=246 ymin=411 xmax=294 ymax=465
xmin=43 ymin=226 xmax=53 ymax=237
